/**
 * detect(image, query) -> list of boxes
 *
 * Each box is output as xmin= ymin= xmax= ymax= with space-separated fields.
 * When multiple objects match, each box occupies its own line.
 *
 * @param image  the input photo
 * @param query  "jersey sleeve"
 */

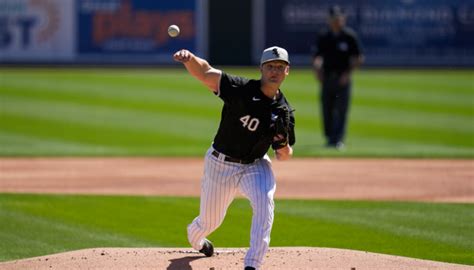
xmin=281 ymin=96 xmax=296 ymax=146
xmin=288 ymin=105 xmax=296 ymax=146
xmin=349 ymin=31 xmax=363 ymax=56
xmin=217 ymin=72 xmax=249 ymax=103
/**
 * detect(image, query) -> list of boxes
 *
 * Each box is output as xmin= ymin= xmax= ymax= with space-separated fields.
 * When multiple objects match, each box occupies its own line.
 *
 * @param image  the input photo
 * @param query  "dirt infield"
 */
xmin=1 ymin=157 xmax=473 ymax=269
xmin=0 ymin=158 xmax=472 ymax=202
xmin=1 ymin=247 xmax=473 ymax=270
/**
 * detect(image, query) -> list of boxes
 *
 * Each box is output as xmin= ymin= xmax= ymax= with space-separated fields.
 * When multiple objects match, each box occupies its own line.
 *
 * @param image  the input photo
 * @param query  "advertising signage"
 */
xmin=78 ymin=0 xmax=202 ymax=63
xmin=260 ymin=0 xmax=474 ymax=66
xmin=0 ymin=0 xmax=75 ymax=61
xmin=0 ymin=0 xmax=205 ymax=64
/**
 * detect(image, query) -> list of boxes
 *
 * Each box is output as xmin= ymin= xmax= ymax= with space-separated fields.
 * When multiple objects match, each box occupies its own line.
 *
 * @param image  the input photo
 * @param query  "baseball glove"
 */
xmin=270 ymin=103 xmax=291 ymax=150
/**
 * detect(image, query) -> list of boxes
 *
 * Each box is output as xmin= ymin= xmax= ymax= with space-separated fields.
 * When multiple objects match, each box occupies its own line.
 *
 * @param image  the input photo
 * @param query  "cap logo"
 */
xmin=272 ymin=48 xmax=280 ymax=57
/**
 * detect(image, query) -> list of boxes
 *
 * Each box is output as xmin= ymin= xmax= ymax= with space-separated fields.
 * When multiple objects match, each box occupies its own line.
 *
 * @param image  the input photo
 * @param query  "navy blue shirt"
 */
xmin=313 ymin=27 xmax=363 ymax=73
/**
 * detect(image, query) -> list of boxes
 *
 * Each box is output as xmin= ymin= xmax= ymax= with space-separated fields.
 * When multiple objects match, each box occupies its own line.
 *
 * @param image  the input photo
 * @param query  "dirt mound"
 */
xmin=0 ymin=247 xmax=472 ymax=270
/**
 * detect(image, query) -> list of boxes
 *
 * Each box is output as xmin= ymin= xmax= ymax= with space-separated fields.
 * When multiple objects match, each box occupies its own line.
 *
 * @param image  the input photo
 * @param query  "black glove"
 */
xmin=270 ymin=103 xmax=291 ymax=150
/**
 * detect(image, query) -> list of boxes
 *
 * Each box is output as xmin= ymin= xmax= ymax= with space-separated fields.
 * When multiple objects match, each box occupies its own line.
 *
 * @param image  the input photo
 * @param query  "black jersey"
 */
xmin=212 ymin=72 xmax=295 ymax=160
xmin=312 ymin=27 xmax=362 ymax=73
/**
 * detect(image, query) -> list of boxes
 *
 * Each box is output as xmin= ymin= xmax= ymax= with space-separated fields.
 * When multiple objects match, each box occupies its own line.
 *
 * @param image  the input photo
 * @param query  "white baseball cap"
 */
xmin=260 ymin=46 xmax=290 ymax=65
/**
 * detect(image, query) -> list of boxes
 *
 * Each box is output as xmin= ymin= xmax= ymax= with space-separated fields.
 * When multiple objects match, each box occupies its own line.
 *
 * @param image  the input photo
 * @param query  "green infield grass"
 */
xmin=0 ymin=194 xmax=472 ymax=265
xmin=0 ymin=68 xmax=473 ymax=157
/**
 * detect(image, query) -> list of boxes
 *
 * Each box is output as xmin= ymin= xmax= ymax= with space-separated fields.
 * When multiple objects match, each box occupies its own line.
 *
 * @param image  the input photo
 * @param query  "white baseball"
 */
xmin=168 ymin=25 xmax=180 ymax=38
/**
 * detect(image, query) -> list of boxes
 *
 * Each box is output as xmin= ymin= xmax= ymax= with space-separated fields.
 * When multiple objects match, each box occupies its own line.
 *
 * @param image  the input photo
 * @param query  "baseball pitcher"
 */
xmin=173 ymin=46 xmax=296 ymax=270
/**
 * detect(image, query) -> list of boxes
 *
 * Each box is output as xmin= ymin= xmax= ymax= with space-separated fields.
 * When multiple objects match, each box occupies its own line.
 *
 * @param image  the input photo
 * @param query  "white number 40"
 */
xmin=240 ymin=115 xmax=260 ymax=131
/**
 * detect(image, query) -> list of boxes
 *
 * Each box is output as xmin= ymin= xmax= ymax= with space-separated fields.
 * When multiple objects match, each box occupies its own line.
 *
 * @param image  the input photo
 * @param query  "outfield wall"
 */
xmin=257 ymin=0 xmax=474 ymax=67
xmin=0 ymin=0 xmax=472 ymax=66
xmin=0 ymin=0 xmax=207 ymax=64
xmin=0 ymin=0 xmax=76 ymax=62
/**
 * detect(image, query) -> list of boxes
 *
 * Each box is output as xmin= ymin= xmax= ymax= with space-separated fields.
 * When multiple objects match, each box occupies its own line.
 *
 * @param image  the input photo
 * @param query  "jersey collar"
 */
xmin=258 ymin=80 xmax=282 ymax=103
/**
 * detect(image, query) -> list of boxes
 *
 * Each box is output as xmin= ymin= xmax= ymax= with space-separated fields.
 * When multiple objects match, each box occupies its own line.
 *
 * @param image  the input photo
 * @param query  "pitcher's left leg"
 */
xmin=239 ymin=156 xmax=276 ymax=269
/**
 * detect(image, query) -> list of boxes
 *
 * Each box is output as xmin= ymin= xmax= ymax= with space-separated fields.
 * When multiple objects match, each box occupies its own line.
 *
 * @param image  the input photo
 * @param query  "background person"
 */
xmin=311 ymin=5 xmax=364 ymax=149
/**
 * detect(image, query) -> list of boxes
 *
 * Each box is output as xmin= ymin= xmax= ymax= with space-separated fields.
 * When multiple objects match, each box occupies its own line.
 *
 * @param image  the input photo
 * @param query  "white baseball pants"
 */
xmin=187 ymin=147 xmax=276 ymax=269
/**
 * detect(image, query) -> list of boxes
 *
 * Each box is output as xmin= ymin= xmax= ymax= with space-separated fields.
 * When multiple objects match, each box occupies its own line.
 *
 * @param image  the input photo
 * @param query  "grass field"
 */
xmin=0 ymin=68 xmax=473 ymax=157
xmin=0 ymin=194 xmax=473 ymax=265
xmin=1 ymin=68 xmax=473 ymax=266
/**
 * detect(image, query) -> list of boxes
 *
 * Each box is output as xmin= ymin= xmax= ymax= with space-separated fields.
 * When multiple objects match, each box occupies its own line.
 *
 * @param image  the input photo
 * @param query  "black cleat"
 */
xmin=199 ymin=239 xmax=214 ymax=257
xmin=244 ymin=267 xmax=256 ymax=270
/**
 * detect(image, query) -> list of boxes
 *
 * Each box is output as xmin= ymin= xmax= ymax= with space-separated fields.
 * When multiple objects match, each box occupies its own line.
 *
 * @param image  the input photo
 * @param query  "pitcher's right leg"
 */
xmin=187 ymin=148 xmax=241 ymax=251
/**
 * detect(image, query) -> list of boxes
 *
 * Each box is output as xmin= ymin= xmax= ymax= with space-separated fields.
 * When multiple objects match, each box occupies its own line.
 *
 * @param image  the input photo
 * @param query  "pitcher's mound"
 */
xmin=0 ymin=247 xmax=471 ymax=270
